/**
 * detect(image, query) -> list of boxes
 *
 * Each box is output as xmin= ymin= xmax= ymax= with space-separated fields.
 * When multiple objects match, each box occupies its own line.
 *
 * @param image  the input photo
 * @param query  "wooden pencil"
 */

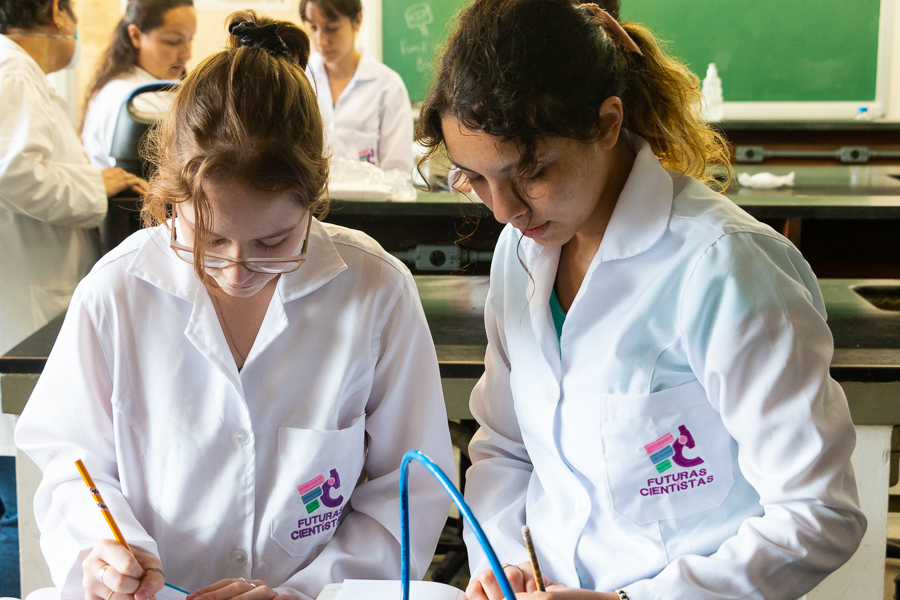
xmin=521 ymin=524 xmax=545 ymax=592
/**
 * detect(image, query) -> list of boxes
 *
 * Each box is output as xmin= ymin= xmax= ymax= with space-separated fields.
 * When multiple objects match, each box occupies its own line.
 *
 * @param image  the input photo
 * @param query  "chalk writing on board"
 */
xmin=401 ymin=40 xmax=428 ymax=55
xmin=399 ymin=36 xmax=432 ymax=72
xmin=405 ymin=3 xmax=434 ymax=36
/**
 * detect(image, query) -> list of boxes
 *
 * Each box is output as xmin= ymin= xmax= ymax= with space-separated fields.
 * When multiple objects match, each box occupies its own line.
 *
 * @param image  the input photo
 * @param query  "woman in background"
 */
xmin=81 ymin=0 xmax=195 ymax=169
xmin=301 ymin=0 xmax=414 ymax=174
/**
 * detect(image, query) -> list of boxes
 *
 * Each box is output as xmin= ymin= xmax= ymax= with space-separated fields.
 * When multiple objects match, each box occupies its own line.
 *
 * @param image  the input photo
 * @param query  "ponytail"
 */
xmin=619 ymin=22 xmax=730 ymax=187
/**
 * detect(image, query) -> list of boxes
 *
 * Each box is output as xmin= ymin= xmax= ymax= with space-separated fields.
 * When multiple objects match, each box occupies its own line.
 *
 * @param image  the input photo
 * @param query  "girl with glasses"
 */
xmin=17 ymin=11 xmax=454 ymax=600
xmin=417 ymin=1 xmax=865 ymax=599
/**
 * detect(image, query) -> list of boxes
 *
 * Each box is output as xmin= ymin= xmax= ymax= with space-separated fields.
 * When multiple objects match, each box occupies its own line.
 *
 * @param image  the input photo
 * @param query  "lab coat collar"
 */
xmin=277 ymin=217 xmax=347 ymax=302
xmin=127 ymin=225 xmax=199 ymax=302
xmin=597 ymin=133 xmax=673 ymax=262
xmin=126 ymin=218 xmax=348 ymax=305
xmin=126 ymin=220 xmax=347 ymax=386
xmin=307 ymin=52 xmax=327 ymax=82
xmin=131 ymin=66 xmax=156 ymax=81
xmin=518 ymin=133 xmax=672 ymax=270
xmin=352 ymin=51 xmax=382 ymax=83
xmin=0 ymin=35 xmax=56 ymax=96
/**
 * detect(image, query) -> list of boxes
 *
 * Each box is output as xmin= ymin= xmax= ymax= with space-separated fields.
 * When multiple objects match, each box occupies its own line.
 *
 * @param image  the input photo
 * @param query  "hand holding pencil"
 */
xmin=465 ymin=525 xmax=555 ymax=600
xmin=75 ymin=460 xmax=165 ymax=600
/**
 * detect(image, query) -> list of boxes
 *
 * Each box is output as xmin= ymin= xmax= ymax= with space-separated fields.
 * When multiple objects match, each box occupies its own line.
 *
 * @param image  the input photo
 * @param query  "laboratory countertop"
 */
xmin=321 ymin=166 xmax=900 ymax=220
xmin=106 ymin=164 xmax=900 ymax=229
xmin=2 ymin=277 xmax=899 ymax=385
xmin=327 ymin=192 xmax=900 ymax=220
xmin=716 ymin=120 xmax=900 ymax=132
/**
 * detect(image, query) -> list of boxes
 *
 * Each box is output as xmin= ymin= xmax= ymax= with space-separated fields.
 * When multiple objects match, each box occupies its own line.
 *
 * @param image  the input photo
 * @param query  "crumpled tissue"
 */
xmin=327 ymin=157 xmax=418 ymax=201
xmin=737 ymin=171 xmax=796 ymax=189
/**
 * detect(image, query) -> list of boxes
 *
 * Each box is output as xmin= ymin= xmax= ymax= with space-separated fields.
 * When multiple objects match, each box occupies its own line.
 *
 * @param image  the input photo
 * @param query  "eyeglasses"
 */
xmin=170 ymin=210 xmax=313 ymax=274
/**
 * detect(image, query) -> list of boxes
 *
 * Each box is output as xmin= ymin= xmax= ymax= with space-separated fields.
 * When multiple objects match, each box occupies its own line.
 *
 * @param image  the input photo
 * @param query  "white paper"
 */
xmin=333 ymin=579 xmax=465 ymax=600
xmin=154 ymin=583 xmax=190 ymax=600
xmin=328 ymin=157 xmax=418 ymax=201
xmin=737 ymin=171 xmax=796 ymax=189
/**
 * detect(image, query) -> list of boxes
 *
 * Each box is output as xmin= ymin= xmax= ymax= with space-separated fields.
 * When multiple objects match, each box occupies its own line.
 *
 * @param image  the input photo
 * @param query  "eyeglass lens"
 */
xmin=171 ymin=248 xmax=302 ymax=274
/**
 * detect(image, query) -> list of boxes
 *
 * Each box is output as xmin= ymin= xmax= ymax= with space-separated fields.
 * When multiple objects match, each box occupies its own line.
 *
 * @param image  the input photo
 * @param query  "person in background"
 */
xmin=301 ymin=0 xmax=414 ymax=174
xmin=81 ymin=0 xmax=196 ymax=169
xmin=418 ymin=0 xmax=865 ymax=599
xmin=0 ymin=0 xmax=147 ymax=595
xmin=16 ymin=10 xmax=453 ymax=600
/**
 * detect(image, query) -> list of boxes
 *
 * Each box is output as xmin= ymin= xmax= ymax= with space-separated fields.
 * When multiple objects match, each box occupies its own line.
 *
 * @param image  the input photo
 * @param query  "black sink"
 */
xmin=853 ymin=285 xmax=900 ymax=312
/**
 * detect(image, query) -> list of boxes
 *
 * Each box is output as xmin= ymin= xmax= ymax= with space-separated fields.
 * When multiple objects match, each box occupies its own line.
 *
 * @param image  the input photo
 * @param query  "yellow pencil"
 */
xmin=75 ymin=459 xmax=133 ymax=553
xmin=76 ymin=459 xmax=159 ymax=599
xmin=521 ymin=525 xmax=545 ymax=592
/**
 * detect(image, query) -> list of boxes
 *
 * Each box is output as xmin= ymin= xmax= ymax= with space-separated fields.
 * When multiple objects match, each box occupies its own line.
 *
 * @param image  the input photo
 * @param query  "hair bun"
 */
xmin=227 ymin=11 xmax=312 ymax=69
xmin=229 ymin=21 xmax=291 ymax=59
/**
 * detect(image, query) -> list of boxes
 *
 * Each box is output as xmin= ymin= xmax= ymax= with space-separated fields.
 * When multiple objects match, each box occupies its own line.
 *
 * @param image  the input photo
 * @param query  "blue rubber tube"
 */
xmin=399 ymin=450 xmax=517 ymax=600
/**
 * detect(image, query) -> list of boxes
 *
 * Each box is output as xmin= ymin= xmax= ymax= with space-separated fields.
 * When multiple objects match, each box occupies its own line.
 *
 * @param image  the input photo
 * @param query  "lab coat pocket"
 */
xmin=337 ymin=126 xmax=379 ymax=165
xmin=600 ymin=381 xmax=734 ymax=526
xmin=270 ymin=416 xmax=366 ymax=559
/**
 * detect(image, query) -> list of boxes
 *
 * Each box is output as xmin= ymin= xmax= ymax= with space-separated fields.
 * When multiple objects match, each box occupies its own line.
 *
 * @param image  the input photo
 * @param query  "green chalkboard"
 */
xmin=383 ymin=0 xmax=884 ymax=105
xmin=621 ymin=0 xmax=882 ymax=102
xmin=382 ymin=0 xmax=467 ymax=103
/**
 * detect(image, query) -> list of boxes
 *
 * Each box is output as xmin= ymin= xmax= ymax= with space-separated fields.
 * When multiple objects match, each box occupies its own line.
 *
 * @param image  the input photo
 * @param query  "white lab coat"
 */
xmin=307 ymin=51 xmax=414 ymax=174
xmin=0 ymin=34 xmax=106 ymax=357
xmin=464 ymin=135 xmax=865 ymax=600
xmin=15 ymin=220 xmax=454 ymax=599
xmin=81 ymin=67 xmax=174 ymax=169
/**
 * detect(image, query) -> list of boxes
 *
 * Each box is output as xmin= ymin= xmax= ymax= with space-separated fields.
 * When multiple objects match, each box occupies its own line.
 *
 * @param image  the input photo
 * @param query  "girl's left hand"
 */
xmin=187 ymin=578 xmax=295 ymax=600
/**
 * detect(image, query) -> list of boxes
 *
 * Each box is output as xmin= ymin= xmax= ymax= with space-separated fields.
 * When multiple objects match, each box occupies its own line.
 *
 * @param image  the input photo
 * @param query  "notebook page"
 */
xmin=154 ymin=583 xmax=190 ymax=600
xmin=334 ymin=579 xmax=466 ymax=600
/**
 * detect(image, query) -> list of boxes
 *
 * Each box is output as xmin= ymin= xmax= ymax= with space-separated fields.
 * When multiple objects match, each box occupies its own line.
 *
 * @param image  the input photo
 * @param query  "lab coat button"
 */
xmin=232 ymin=549 xmax=248 ymax=566
xmin=232 ymin=428 xmax=250 ymax=447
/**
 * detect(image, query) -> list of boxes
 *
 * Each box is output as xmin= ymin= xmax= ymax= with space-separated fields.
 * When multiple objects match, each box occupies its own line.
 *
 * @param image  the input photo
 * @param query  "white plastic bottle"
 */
xmin=701 ymin=63 xmax=724 ymax=122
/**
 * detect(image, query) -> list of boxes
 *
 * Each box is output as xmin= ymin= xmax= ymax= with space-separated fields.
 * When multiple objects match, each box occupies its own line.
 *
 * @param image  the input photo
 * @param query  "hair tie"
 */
xmin=581 ymin=3 xmax=644 ymax=57
xmin=229 ymin=21 xmax=291 ymax=60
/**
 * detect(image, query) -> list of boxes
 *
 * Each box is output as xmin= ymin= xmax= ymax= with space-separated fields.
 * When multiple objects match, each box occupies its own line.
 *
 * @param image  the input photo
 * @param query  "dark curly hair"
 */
xmin=416 ymin=0 xmax=729 ymax=187
xmin=0 ymin=0 xmax=73 ymax=33
xmin=142 ymin=10 xmax=328 ymax=289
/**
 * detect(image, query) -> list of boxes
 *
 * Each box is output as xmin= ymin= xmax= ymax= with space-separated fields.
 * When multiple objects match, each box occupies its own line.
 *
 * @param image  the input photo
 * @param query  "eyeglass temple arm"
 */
xmin=301 ymin=209 xmax=313 ymax=254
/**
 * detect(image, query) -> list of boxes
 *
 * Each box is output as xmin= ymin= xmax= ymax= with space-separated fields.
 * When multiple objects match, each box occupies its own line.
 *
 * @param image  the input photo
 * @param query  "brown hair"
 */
xmin=416 ymin=0 xmax=730 ymax=189
xmin=141 ymin=10 xmax=328 ymax=288
xmin=80 ymin=0 xmax=193 ymax=132
xmin=299 ymin=0 xmax=361 ymax=22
